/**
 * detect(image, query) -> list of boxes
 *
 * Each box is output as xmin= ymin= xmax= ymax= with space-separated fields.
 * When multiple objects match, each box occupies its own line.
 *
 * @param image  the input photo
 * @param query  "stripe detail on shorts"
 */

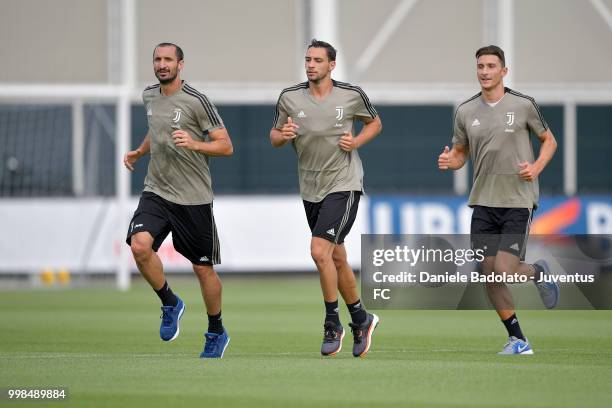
xmin=335 ymin=191 xmax=355 ymax=244
xmin=519 ymin=208 xmax=533 ymax=260
xmin=211 ymin=207 xmax=221 ymax=264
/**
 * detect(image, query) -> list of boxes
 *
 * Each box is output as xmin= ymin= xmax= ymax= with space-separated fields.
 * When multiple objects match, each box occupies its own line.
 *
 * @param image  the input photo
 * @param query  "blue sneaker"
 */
xmin=200 ymin=330 xmax=230 ymax=358
xmin=498 ymin=336 xmax=534 ymax=355
xmin=159 ymin=297 xmax=185 ymax=342
xmin=533 ymin=260 xmax=559 ymax=309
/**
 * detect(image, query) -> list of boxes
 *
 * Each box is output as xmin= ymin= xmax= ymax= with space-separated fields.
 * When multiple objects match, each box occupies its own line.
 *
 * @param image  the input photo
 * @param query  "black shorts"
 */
xmin=471 ymin=205 xmax=534 ymax=260
xmin=303 ymin=191 xmax=361 ymax=245
xmin=126 ymin=192 xmax=220 ymax=265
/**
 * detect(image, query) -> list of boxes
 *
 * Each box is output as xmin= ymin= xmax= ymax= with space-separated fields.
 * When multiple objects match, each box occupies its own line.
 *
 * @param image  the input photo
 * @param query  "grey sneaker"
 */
xmin=533 ymin=260 xmax=559 ymax=309
xmin=348 ymin=313 xmax=379 ymax=358
xmin=498 ymin=336 xmax=534 ymax=355
xmin=321 ymin=321 xmax=344 ymax=356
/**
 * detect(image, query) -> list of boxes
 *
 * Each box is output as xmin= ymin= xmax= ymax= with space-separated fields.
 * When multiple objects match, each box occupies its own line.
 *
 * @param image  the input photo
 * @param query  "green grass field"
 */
xmin=1 ymin=276 xmax=611 ymax=407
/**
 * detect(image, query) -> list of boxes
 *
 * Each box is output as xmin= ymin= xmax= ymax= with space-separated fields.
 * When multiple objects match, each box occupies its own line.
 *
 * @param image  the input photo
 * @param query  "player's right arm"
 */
xmin=438 ymin=104 xmax=470 ymax=170
xmin=270 ymin=92 xmax=299 ymax=147
xmin=123 ymin=131 xmax=151 ymax=172
xmin=270 ymin=117 xmax=299 ymax=147
xmin=438 ymin=144 xmax=469 ymax=170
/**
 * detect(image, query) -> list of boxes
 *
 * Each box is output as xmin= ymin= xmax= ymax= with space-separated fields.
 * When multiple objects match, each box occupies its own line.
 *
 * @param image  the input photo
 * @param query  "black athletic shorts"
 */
xmin=303 ymin=191 xmax=361 ymax=245
xmin=470 ymin=205 xmax=534 ymax=261
xmin=126 ymin=192 xmax=220 ymax=265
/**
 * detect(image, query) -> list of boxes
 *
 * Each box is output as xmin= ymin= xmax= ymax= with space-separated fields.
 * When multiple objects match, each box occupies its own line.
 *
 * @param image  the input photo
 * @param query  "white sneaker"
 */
xmin=498 ymin=336 xmax=534 ymax=355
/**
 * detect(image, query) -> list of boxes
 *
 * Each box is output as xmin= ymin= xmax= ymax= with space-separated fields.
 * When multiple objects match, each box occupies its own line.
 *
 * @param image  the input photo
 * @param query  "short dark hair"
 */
xmin=307 ymin=39 xmax=337 ymax=62
xmin=475 ymin=45 xmax=505 ymax=67
xmin=154 ymin=42 xmax=184 ymax=61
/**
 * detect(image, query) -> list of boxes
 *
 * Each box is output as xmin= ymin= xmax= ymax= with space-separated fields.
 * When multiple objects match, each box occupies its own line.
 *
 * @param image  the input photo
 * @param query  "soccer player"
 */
xmin=438 ymin=45 xmax=560 ymax=354
xmin=270 ymin=40 xmax=383 ymax=357
xmin=123 ymin=43 xmax=233 ymax=358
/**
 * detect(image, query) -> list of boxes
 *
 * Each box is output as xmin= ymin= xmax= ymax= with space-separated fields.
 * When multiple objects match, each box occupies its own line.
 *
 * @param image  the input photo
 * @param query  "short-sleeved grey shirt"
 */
xmin=142 ymin=81 xmax=224 ymax=205
xmin=274 ymin=80 xmax=378 ymax=202
xmin=452 ymin=88 xmax=548 ymax=209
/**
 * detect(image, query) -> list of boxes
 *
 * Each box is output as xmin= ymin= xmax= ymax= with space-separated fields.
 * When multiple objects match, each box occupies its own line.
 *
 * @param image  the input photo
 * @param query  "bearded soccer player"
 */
xmin=270 ymin=40 xmax=383 ymax=357
xmin=438 ymin=45 xmax=559 ymax=354
xmin=123 ymin=43 xmax=233 ymax=358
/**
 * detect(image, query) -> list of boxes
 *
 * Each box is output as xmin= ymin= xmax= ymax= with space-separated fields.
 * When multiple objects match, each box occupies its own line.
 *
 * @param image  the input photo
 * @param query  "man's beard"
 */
xmin=308 ymin=74 xmax=325 ymax=84
xmin=156 ymin=70 xmax=177 ymax=84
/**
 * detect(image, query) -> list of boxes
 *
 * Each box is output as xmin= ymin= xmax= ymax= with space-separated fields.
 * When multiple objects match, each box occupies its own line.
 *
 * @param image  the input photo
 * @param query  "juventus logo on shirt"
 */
xmin=505 ymin=112 xmax=515 ymax=133
xmin=172 ymin=109 xmax=182 ymax=122
xmin=335 ymin=106 xmax=344 ymax=121
xmin=334 ymin=106 xmax=344 ymax=128
xmin=171 ymin=108 xmax=182 ymax=129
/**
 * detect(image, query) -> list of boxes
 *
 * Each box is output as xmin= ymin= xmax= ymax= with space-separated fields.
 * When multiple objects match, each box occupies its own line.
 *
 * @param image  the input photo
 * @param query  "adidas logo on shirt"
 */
xmin=471 ymin=118 xmax=480 ymax=127
xmin=326 ymin=228 xmax=335 ymax=236
xmin=297 ymin=110 xmax=306 ymax=118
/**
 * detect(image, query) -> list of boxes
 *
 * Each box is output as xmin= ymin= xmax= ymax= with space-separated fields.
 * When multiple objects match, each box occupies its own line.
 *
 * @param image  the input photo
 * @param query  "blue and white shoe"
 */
xmin=533 ymin=260 xmax=559 ymax=309
xmin=200 ymin=330 xmax=230 ymax=359
xmin=159 ymin=297 xmax=185 ymax=342
xmin=498 ymin=336 xmax=534 ymax=355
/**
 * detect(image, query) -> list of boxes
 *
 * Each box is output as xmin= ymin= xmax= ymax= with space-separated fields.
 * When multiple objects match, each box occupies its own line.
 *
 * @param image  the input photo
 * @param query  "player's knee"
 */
xmin=310 ymin=244 xmax=332 ymax=266
xmin=130 ymin=236 xmax=153 ymax=262
xmin=481 ymin=257 xmax=495 ymax=274
xmin=193 ymin=264 xmax=216 ymax=280
xmin=332 ymin=251 xmax=347 ymax=269
xmin=493 ymin=259 xmax=511 ymax=275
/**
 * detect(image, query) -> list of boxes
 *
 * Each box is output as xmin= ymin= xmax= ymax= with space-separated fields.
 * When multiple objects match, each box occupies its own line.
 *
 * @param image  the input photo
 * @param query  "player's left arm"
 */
xmin=339 ymin=115 xmax=382 ymax=152
xmin=172 ymin=127 xmax=234 ymax=157
xmin=518 ymin=129 xmax=557 ymax=181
